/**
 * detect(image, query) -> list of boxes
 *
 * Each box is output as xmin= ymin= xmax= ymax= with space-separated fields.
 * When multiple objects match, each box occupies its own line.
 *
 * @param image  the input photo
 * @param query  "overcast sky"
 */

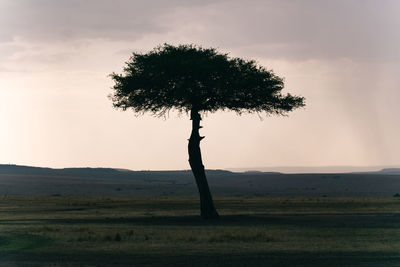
xmin=1 ymin=0 xmax=399 ymax=170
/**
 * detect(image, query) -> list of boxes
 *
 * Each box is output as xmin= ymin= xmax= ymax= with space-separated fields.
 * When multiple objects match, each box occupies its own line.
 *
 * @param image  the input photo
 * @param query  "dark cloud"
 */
xmin=0 ymin=0 xmax=398 ymax=62
xmin=0 ymin=0 xmax=214 ymax=42
xmin=198 ymin=0 xmax=400 ymax=62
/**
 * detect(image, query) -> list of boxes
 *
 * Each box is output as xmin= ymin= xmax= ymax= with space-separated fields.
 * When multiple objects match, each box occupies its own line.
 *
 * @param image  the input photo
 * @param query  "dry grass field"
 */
xmin=1 ymin=196 xmax=400 ymax=266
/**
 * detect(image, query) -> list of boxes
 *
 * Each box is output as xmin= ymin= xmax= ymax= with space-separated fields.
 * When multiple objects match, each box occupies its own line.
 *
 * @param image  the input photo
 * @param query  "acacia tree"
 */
xmin=110 ymin=44 xmax=305 ymax=219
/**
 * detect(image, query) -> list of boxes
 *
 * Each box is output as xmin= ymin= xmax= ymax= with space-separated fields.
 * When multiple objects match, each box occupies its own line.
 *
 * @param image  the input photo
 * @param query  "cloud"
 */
xmin=161 ymin=0 xmax=400 ymax=62
xmin=0 ymin=0 xmax=215 ymax=42
xmin=0 ymin=43 xmax=24 ymax=61
xmin=1 ymin=0 xmax=398 ymax=63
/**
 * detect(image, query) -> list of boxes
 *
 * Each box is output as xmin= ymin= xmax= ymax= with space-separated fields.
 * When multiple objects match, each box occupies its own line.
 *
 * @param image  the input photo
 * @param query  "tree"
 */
xmin=110 ymin=44 xmax=305 ymax=219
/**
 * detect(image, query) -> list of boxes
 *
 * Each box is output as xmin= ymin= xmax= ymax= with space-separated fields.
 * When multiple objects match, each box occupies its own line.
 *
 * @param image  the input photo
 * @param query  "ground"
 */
xmin=1 ymin=196 xmax=400 ymax=266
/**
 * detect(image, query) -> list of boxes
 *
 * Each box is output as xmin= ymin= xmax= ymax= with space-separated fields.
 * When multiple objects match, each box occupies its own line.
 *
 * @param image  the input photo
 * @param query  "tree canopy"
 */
xmin=110 ymin=44 xmax=305 ymax=116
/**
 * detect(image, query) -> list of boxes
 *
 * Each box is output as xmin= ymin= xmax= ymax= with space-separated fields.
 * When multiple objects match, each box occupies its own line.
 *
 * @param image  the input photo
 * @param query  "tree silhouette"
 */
xmin=110 ymin=44 xmax=305 ymax=219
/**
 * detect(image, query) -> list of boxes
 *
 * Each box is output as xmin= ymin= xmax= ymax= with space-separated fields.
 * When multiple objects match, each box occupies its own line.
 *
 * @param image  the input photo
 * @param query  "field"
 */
xmin=1 ymin=196 xmax=400 ymax=266
xmin=2 ymin=165 xmax=400 ymax=197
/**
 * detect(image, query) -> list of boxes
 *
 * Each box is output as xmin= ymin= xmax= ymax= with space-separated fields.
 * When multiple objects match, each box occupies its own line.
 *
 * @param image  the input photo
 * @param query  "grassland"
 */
xmin=1 ymin=196 xmax=400 ymax=266
xmin=3 ymin=165 xmax=400 ymax=197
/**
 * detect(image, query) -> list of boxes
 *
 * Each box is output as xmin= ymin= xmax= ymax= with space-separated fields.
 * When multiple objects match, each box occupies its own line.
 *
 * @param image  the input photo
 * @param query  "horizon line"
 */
xmin=2 ymin=163 xmax=400 ymax=174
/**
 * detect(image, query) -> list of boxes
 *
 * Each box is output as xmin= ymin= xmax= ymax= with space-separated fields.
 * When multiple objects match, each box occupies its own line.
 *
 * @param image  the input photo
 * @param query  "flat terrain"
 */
xmin=1 ymin=196 xmax=400 ymax=266
xmin=2 ymin=165 xmax=400 ymax=197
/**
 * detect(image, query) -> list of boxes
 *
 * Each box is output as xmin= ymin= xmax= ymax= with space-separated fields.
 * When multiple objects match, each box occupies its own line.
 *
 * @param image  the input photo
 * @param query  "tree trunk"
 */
xmin=188 ymin=109 xmax=219 ymax=219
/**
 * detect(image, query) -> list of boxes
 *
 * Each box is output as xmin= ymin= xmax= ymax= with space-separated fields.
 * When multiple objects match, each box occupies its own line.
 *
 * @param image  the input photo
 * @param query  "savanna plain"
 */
xmin=1 ymin=196 xmax=400 ymax=266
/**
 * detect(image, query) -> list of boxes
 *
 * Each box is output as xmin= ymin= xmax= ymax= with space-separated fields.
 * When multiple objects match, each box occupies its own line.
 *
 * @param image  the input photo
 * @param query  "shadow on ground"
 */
xmin=1 ymin=213 xmax=400 ymax=228
xmin=2 ymin=250 xmax=399 ymax=267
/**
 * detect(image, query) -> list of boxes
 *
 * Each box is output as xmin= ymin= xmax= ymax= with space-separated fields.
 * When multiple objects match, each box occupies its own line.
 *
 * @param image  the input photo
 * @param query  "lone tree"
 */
xmin=110 ymin=44 xmax=305 ymax=219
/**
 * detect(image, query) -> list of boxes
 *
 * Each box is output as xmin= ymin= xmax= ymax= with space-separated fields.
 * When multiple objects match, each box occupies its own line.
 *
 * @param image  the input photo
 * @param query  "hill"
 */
xmin=0 ymin=164 xmax=400 ymax=197
xmin=378 ymin=168 xmax=400 ymax=175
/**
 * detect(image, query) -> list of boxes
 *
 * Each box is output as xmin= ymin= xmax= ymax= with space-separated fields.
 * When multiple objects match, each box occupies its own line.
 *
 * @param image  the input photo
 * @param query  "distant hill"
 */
xmin=0 ymin=164 xmax=400 ymax=197
xmin=228 ymin=165 xmax=400 ymax=174
xmin=378 ymin=168 xmax=400 ymax=175
xmin=0 ymin=164 xmax=233 ymax=178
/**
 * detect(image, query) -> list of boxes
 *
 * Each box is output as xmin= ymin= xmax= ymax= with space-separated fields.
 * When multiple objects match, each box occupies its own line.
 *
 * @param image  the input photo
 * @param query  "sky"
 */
xmin=1 ymin=0 xmax=399 ymax=171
